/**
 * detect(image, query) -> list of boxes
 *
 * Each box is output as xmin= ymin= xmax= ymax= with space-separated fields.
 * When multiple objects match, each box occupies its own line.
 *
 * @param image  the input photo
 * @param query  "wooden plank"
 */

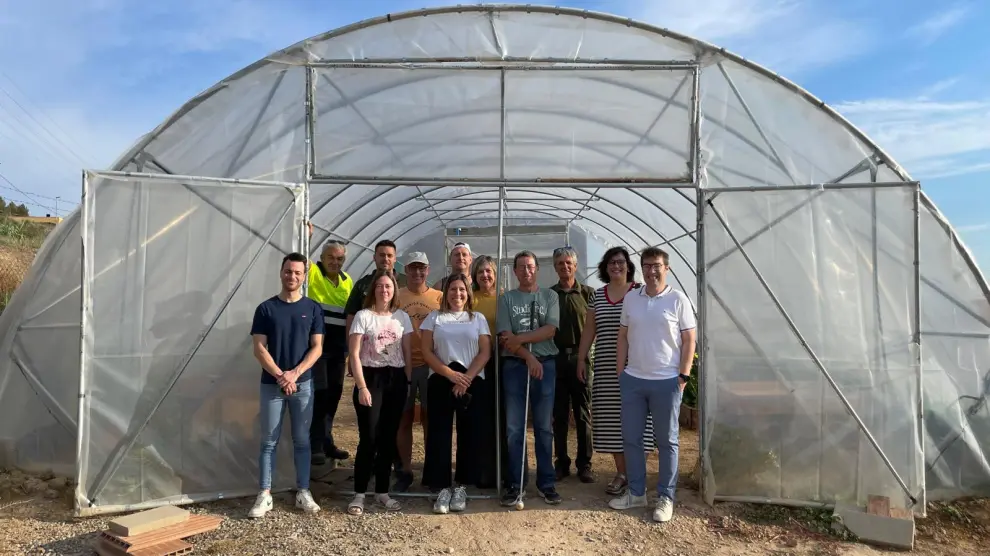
xmin=109 ymin=505 xmax=190 ymax=537
xmin=867 ymin=495 xmax=891 ymax=517
xmin=95 ymin=537 xmax=193 ymax=556
xmin=100 ymin=513 xmax=222 ymax=550
xmin=131 ymin=539 xmax=194 ymax=556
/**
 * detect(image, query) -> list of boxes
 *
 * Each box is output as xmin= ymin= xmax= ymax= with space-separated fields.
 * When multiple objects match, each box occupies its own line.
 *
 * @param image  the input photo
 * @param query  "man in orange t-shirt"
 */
xmin=394 ymin=251 xmax=444 ymax=491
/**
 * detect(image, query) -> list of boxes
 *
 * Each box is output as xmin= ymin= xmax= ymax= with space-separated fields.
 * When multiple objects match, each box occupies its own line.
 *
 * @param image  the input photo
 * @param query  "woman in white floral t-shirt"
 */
xmin=346 ymin=269 xmax=413 ymax=515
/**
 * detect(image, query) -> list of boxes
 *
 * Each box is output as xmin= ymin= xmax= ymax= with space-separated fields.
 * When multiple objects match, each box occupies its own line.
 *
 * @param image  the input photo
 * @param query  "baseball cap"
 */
xmin=405 ymin=252 xmax=429 ymax=266
xmin=451 ymin=242 xmax=472 ymax=254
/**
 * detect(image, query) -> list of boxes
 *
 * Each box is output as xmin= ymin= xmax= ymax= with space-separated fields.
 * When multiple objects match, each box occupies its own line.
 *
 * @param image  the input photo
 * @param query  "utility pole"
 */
xmin=55 ymin=196 xmax=60 ymax=216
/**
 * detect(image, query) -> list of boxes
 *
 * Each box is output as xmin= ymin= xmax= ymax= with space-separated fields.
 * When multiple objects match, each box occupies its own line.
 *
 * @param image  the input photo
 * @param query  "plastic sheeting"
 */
xmin=702 ymin=185 xmax=922 ymax=509
xmin=0 ymin=5 xmax=987 ymax=514
xmin=76 ymin=172 xmax=305 ymax=511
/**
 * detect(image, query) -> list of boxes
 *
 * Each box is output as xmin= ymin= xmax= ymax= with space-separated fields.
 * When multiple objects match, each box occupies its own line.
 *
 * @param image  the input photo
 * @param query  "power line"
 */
xmin=0 ymin=71 xmax=97 ymax=166
xmin=0 ymin=168 xmax=62 ymax=215
xmin=0 ymin=182 xmax=77 ymax=205
xmin=0 ymin=79 xmax=96 ymax=168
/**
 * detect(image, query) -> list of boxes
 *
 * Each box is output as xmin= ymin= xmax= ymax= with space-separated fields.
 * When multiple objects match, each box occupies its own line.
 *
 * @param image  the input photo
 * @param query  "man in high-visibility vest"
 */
xmin=307 ymin=226 xmax=354 ymax=465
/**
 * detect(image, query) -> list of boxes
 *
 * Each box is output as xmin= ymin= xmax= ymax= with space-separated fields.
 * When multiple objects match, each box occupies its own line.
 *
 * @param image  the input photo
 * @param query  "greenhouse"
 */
xmin=0 ymin=4 xmax=987 ymax=517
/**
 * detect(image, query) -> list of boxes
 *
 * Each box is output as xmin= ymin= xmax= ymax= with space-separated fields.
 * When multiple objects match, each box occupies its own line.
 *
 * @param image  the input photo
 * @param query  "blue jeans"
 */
xmin=503 ymin=356 xmax=556 ymax=492
xmin=620 ymin=373 xmax=682 ymax=500
xmin=259 ymin=380 xmax=314 ymax=491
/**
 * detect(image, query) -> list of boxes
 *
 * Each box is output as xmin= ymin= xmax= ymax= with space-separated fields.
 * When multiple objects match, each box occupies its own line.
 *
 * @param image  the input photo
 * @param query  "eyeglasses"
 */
xmin=553 ymin=246 xmax=574 ymax=256
xmin=607 ymin=259 xmax=627 ymax=267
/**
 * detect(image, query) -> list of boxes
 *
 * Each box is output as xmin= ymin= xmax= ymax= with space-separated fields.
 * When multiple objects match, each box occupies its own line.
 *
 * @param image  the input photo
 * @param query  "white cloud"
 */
xmin=957 ymin=222 xmax=990 ymax=233
xmin=907 ymin=5 xmax=970 ymax=45
xmin=834 ymin=86 xmax=990 ymax=180
xmin=635 ymin=0 xmax=872 ymax=73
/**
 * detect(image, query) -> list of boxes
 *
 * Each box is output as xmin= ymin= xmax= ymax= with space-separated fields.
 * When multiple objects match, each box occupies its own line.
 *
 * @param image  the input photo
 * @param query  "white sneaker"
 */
xmin=295 ymin=489 xmax=321 ymax=513
xmin=247 ymin=491 xmax=273 ymax=518
xmin=608 ymin=491 xmax=648 ymax=510
xmin=433 ymin=488 xmax=452 ymax=514
xmin=653 ymin=496 xmax=674 ymax=522
xmin=450 ymin=486 xmax=467 ymax=512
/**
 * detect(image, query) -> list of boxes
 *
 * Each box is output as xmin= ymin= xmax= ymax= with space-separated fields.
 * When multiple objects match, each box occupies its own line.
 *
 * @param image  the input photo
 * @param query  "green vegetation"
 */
xmin=0 ymin=216 xmax=52 ymax=314
xmin=682 ymin=352 xmax=699 ymax=408
xmin=0 ymin=196 xmax=30 ymax=217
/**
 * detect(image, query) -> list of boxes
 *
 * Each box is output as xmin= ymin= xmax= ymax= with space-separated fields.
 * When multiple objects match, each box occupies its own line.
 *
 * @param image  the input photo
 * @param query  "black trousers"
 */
xmin=352 ymin=366 xmax=408 ymax=494
xmin=309 ymin=353 xmax=347 ymax=455
xmin=422 ymin=364 xmax=485 ymax=490
xmin=473 ymin=350 xmax=503 ymax=489
xmin=553 ymin=351 xmax=593 ymax=471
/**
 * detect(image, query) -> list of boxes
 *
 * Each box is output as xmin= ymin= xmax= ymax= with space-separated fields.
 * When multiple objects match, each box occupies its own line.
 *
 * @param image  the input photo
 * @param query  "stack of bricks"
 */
xmin=93 ymin=506 xmax=222 ymax=555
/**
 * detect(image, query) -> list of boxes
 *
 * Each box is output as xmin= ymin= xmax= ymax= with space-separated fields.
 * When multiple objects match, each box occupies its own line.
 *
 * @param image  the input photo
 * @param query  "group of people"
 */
xmin=246 ymin=227 xmax=696 ymax=524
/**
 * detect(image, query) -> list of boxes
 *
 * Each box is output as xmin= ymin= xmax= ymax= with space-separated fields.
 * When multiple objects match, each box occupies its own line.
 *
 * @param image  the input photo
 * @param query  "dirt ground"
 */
xmin=1 ymin=397 xmax=988 ymax=555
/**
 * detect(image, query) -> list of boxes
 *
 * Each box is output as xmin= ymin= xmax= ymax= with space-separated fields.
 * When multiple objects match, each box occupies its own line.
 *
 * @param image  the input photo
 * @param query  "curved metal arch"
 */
xmin=312 ymin=167 xmax=696 ymax=250
xmin=370 ymin=207 xmax=698 ymax=305
xmin=427 ymin=195 xmax=699 ymax=278
xmin=311 ymin=182 xmax=410 ymax=231
xmin=375 ymin=132 xmax=701 ymax=231
xmin=350 ymin=207 xmax=577 ymax=275
xmin=326 ymin=184 xmax=697 ymax=281
xmin=348 ymin=191 xmax=699 ymax=295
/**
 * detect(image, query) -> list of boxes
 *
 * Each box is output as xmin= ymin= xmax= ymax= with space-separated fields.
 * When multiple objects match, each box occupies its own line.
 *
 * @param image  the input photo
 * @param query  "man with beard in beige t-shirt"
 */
xmin=394 ymin=251 xmax=444 ymax=491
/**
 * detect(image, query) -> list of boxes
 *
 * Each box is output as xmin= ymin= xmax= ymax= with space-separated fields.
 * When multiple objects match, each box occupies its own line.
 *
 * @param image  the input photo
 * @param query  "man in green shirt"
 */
xmin=549 ymin=246 xmax=596 ymax=484
xmin=497 ymin=250 xmax=561 ymax=506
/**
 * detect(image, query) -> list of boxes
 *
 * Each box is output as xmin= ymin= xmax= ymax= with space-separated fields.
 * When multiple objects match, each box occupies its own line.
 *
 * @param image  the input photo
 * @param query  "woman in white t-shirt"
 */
xmin=419 ymin=273 xmax=492 ymax=514
xmin=346 ymin=269 xmax=413 ymax=516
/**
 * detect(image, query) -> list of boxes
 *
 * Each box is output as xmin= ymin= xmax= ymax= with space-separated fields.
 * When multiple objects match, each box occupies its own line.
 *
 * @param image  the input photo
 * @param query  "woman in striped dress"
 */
xmin=576 ymin=246 xmax=654 ymax=496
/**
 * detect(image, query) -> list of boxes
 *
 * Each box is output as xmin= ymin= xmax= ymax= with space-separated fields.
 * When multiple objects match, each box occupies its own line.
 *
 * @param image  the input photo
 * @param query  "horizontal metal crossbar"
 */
xmin=308 ymin=57 xmax=699 ymax=70
xmin=309 ymin=176 xmax=695 ymax=188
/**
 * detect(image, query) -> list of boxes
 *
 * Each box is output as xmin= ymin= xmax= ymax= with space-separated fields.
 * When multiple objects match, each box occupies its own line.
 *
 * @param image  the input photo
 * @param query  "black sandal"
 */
xmin=605 ymin=473 xmax=627 ymax=495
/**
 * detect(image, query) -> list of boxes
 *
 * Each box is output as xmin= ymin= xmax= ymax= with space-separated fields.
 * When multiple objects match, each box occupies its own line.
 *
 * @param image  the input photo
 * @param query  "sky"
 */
xmin=0 ymin=0 xmax=987 ymax=269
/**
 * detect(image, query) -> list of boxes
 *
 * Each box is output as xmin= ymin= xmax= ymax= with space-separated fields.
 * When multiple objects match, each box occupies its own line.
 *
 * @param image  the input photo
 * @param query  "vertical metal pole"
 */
xmin=690 ymin=65 xmax=702 ymax=185
xmin=695 ymin=187 xmax=709 ymax=503
xmin=75 ymin=170 xmax=92 ymax=511
xmin=499 ymin=68 xmax=507 ymax=182
xmin=305 ymin=66 xmax=316 ymax=181
xmin=912 ymin=184 xmax=925 ymax=512
xmin=690 ymin=59 xmax=708 ymax=502
xmin=303 ymin=65 xmax=316 ymax=295
xmin=301 ymin=185 xmax=310 ymax=296
xmin=494 ymin=67 xmax=507 ymax=498
xmin=443 ymin=227 xmax=450 ymax=277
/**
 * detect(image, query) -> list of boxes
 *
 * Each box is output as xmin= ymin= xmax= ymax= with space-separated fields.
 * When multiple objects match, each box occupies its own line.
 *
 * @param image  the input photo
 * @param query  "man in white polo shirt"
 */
xmin=608 ymin=247 xmax=696 ymax=523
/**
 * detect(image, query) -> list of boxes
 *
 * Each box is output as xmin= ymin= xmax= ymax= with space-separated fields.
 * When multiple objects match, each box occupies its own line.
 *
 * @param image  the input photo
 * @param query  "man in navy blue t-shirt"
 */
xmin=247 ymin=252 xmax=324 ymax=519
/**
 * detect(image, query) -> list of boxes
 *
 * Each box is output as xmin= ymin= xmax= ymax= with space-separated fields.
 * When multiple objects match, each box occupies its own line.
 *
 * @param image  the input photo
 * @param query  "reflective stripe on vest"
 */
xmin=319 ymin=303 xmax=347 ymax=326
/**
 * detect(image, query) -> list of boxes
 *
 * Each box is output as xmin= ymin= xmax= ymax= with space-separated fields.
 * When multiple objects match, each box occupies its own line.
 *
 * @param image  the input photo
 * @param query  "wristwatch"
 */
xmin=678 ymin=373 xmax=691 ymax=384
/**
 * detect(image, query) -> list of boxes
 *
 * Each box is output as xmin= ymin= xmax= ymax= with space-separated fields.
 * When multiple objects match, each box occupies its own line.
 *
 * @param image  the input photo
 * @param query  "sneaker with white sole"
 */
xmin=247 ymin=491 xmax=273 ymax=518
xmin=449 ymin=486 xmax=467 ymax=512
xmin=295 ymin=489 xmax=321 ymax=513
xmin=433 ymin=488 xmax=452 ymax=514
xmin=608 ymin=491 xmax=648 ymax=510
xmin=653 ymin=496 xmax=674 ymax=522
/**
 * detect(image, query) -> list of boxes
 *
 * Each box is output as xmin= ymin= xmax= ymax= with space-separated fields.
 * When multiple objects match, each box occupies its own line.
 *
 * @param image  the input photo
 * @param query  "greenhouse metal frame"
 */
xmin=0 ymin=4 xmax=986 ymax=518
